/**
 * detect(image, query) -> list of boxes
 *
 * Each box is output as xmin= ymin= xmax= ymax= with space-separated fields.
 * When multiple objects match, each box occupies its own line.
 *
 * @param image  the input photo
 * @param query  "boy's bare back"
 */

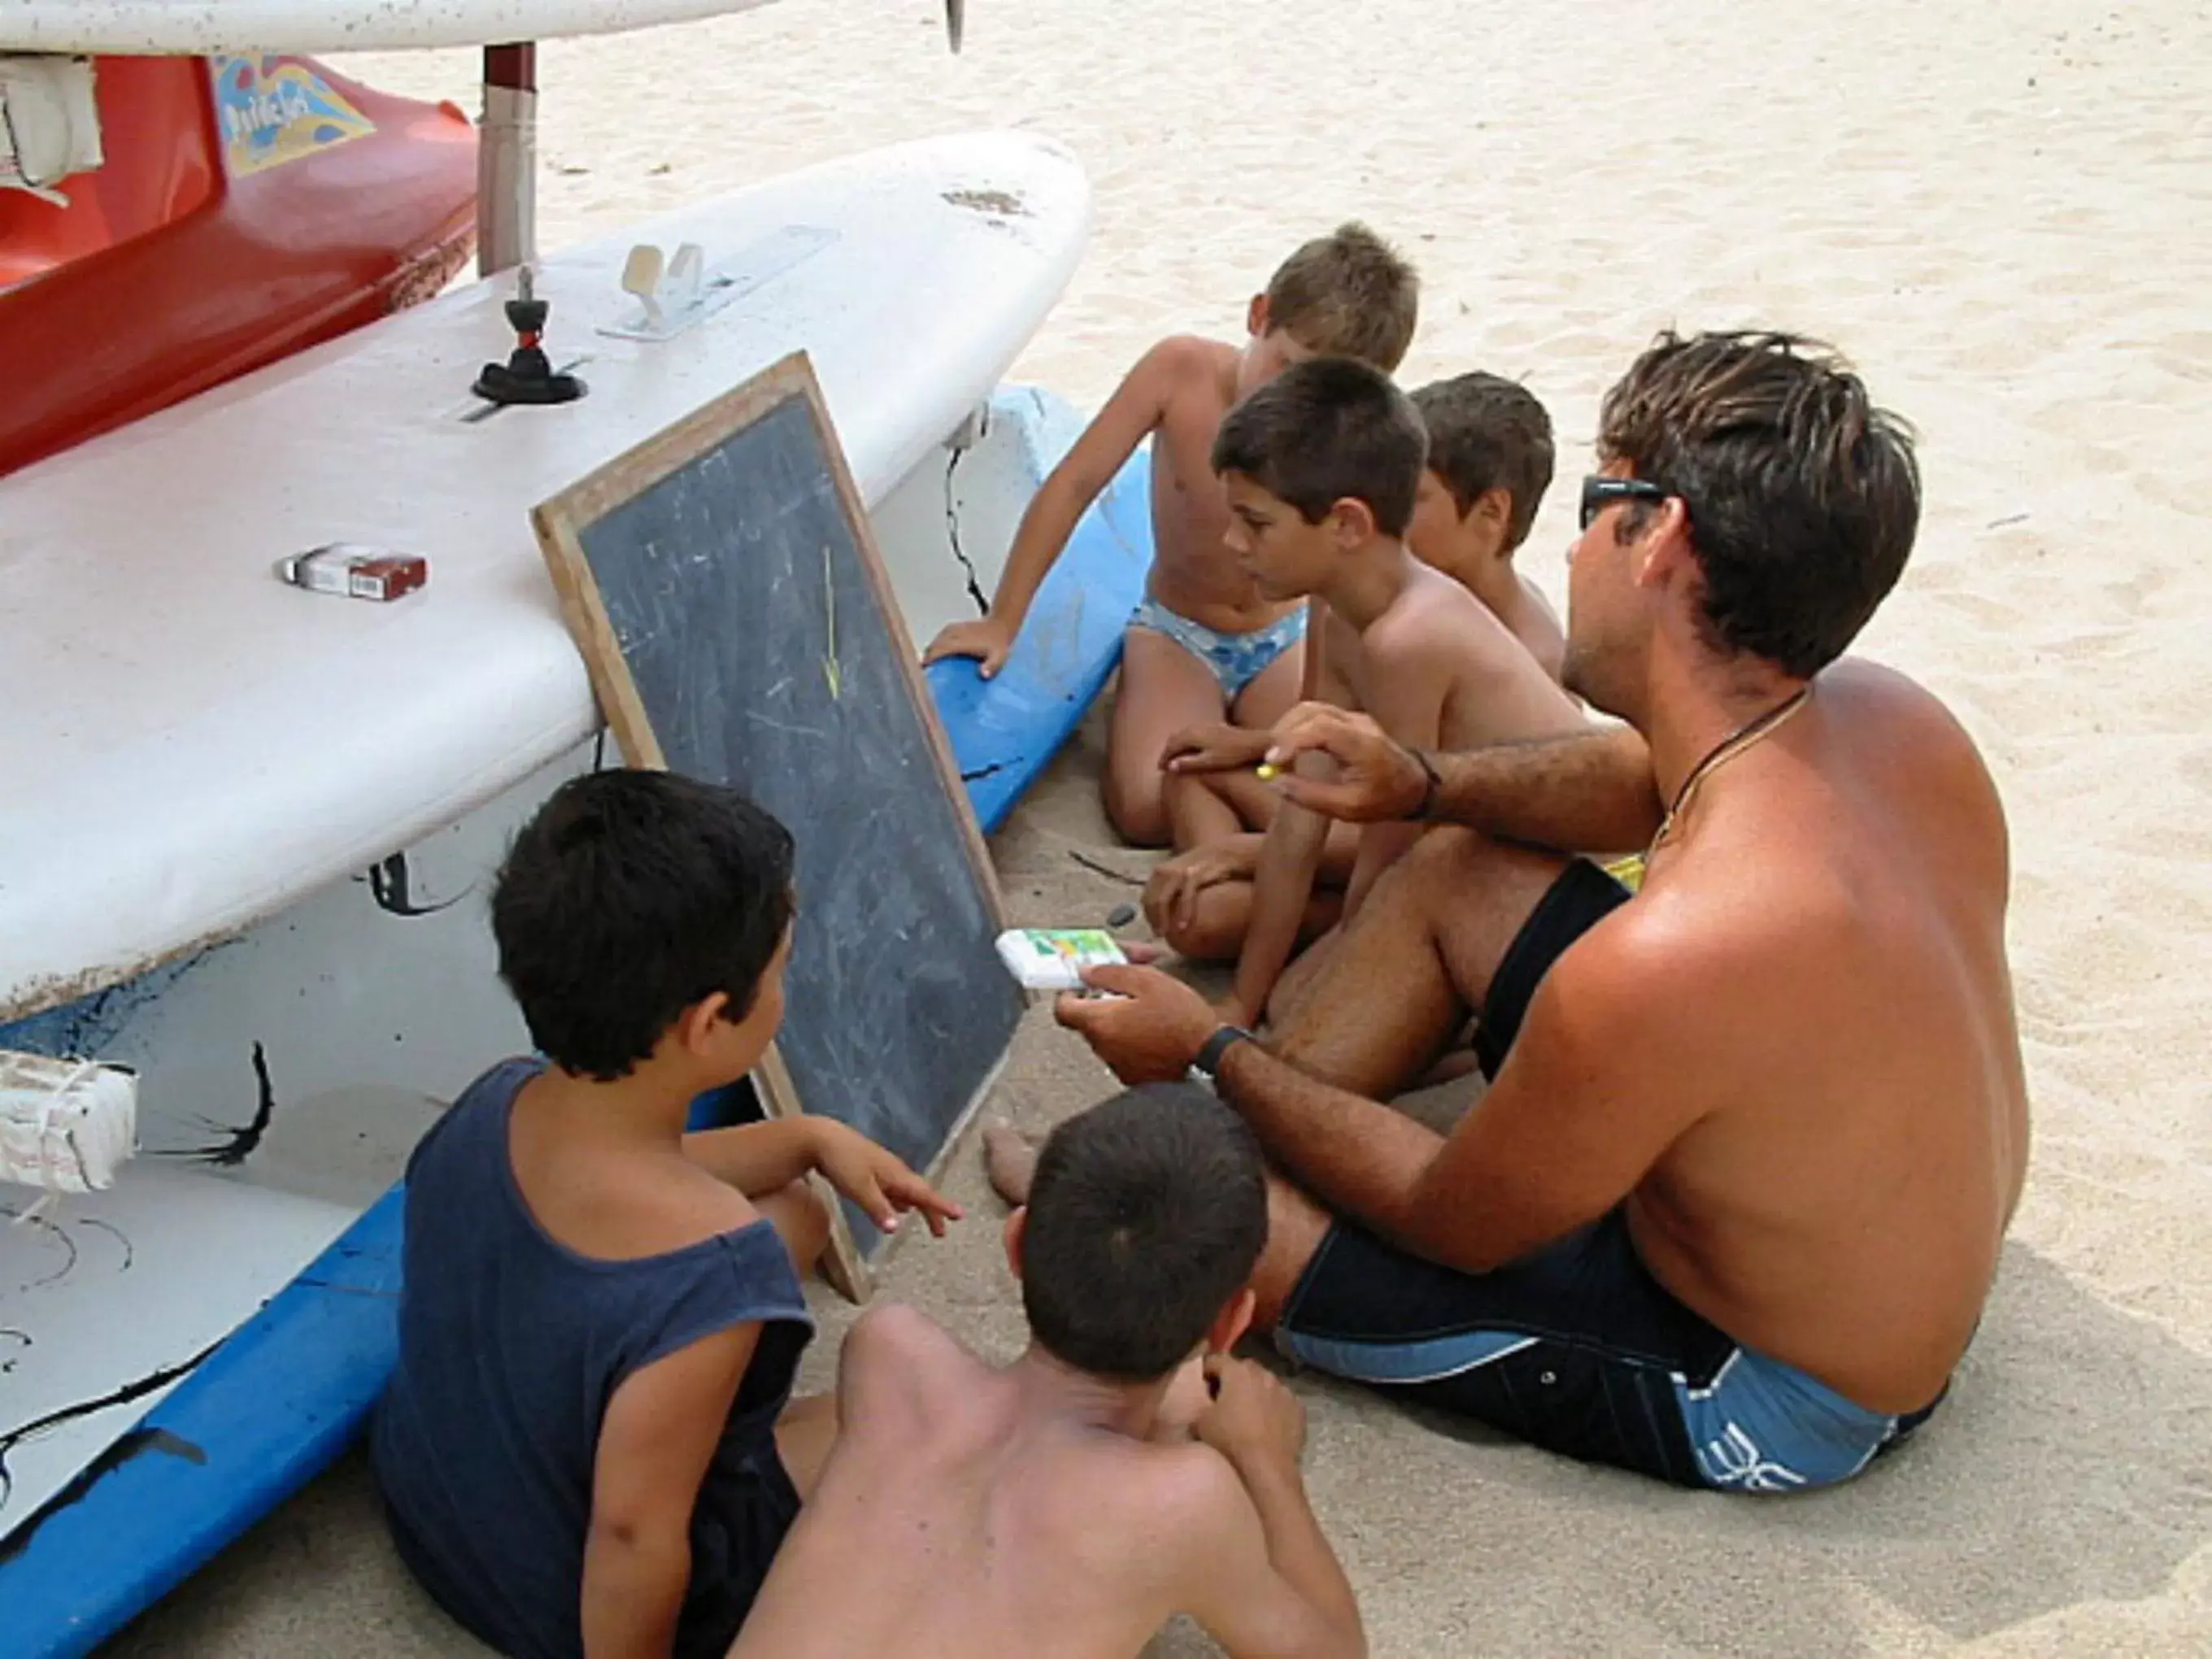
xmin=1319 ymin=562 xmax=1582 ymax=755
xmin=731 ymin=1305 xmax=1354 ymax=1659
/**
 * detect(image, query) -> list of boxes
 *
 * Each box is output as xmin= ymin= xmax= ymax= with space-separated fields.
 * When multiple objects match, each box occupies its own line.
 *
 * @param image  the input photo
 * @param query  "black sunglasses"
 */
xmin=1578 ymin=476 xmax=1674 ymax=530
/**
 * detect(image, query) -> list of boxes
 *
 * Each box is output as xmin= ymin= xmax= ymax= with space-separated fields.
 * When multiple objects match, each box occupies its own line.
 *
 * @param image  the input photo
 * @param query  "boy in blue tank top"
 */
xmin=372 ymin=769 xmax=962 ymax=1659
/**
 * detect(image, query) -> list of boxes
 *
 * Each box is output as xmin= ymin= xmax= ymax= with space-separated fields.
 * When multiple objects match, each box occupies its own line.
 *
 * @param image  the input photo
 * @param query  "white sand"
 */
xmin=103 ymin=1 xmax=2212 ymax=1652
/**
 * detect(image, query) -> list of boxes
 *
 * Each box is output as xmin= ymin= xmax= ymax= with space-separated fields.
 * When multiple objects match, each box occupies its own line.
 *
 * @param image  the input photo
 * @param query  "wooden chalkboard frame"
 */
xmin=529 ymin=351 xmax=1010 ymax=1304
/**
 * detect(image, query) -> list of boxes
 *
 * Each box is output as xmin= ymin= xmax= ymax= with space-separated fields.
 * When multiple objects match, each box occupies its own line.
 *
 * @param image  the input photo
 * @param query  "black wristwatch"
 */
xmin=1189 ymin=1025 xmax=1255 ymax=1088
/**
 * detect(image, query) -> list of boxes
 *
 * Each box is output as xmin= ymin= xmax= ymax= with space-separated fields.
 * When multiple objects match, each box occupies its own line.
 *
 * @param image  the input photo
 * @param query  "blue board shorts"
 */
xmin=1130 ymin=595 xmax=1305 ymax=700
xmin=1274 ymin=859 xmax=1949 ymax=1492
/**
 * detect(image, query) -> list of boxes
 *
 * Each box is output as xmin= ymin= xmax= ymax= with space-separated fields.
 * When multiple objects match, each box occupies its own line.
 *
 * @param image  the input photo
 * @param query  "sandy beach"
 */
xmin=100 ymin=0 xmax=2211 ymax=1652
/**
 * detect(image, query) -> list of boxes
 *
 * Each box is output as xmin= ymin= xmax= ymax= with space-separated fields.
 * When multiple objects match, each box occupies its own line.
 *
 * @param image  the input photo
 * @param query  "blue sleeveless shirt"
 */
xmin=372 ymin=1057 xmax=814 ymax=1659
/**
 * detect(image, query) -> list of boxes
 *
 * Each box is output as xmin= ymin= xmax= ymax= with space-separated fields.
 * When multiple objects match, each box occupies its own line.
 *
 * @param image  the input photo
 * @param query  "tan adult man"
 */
xmin=1053 ymin=331 xmax=2030 ymax=1492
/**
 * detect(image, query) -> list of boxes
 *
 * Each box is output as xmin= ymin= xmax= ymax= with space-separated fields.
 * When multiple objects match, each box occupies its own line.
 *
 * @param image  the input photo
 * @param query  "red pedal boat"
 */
xmin=0 ymin=54 xmax=475 ymax=478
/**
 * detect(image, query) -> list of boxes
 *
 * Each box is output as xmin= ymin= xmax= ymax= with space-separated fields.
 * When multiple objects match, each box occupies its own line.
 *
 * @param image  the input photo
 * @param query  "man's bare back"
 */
xmin=731 ymin=1304 xmax=1361 ymax=1659
xmin=1613 ymin=661 xmax=2027 ymax=1410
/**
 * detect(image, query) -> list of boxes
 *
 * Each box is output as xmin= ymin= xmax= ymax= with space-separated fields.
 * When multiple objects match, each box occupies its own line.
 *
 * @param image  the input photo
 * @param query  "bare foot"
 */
xmin=982 ymin=1121 xmax=1039 ymax=1206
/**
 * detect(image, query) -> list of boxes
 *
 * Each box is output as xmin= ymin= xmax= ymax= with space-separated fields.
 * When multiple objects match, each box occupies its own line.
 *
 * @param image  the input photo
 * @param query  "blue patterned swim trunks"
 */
xmin=1130 ymin=596 xmax=1307 ymax=699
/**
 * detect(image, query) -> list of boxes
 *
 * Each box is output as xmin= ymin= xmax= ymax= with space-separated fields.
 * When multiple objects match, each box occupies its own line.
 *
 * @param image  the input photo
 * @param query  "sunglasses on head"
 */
xmin=1578 ymin=476 xmax=1674 ymax=530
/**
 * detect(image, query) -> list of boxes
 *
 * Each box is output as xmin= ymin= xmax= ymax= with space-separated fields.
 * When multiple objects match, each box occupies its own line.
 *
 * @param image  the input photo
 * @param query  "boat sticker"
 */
xmin=210 ymin=55 xmax=376 ymax=178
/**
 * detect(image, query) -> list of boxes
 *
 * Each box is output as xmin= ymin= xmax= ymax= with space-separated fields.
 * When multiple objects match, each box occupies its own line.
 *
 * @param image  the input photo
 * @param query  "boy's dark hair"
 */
xmin=1412 ymin=372 xmax=1557 ymax=551
xmin=1599 ymin=330 xmax=1921 ymax=680
xmin=491 ymin=769 xmax=795 ymax=1082
xmin=1020 ymin=1084 xmax=1267 ymax=1382
xmin=1265 ymin=221 xmax=1420 ymax=372
xmin=1212 ymin=355 xmax=1428 ymax=537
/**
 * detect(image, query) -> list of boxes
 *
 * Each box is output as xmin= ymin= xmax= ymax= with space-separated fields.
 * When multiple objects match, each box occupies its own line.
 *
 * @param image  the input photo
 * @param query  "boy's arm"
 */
xmin=686 ymin=1118 xmax=962 ymax=1236
xmin=1230 ymin=786 xmax=1330 ymax=1024
xmin=582 ymin=1326 xmax=760 ymax=1659
xmin=921 ymin=339 xmax=1185 ymax=677
xmin=681 ymin=1118 xmax=817 ymax=1196
xmin=1336 ymin=634 xmax=1451 ymax=915
xmin=1228 ymin=612 xmax=1348 ymax=1021
xmin=1178 ymin=1358 xmax=1365 ymax=1659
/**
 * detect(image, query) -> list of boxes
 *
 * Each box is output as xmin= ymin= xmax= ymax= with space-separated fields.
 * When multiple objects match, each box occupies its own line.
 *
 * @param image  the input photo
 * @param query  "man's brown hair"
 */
xmin=1265 ymin=222 xmax=1420 ymax=372
xmin=1599 ymin=330 xmax=1920 ymax=679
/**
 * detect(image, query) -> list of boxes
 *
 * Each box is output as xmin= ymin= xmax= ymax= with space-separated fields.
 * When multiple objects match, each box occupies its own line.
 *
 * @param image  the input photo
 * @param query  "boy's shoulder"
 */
xmin=1505 ymin=574 xmax=1568 ymax=678
xmin=1128 ymin=333 xmax=1239 ymax=407
xmin=1363 ymin=565 xmax=1510 ymax=667
xmin=839 ymin=1301 xmax=994 ymax=1426
xmin=1091 ymin=1433 xmax=1263 ymax=1578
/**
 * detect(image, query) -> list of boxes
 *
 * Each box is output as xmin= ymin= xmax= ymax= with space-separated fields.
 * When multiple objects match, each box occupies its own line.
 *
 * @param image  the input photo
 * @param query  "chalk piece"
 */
xmin=1256 ymin=763 xmax=1280 ymax=782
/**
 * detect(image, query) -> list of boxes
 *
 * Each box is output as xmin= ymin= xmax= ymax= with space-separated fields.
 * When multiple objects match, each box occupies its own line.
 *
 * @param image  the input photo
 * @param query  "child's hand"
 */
xmin=1143 ymin=843 xmax=1253 ymax=938
xmin=1160 ymin=722 xmax=1270 ymax=776
xmin=922 ymin=615 xmax=1017 ymax=680
xmin=808 ymin=1121 xmax=965 ymax=1237
xmin=1195 ymin=1355 xmax=1308 ymax=1470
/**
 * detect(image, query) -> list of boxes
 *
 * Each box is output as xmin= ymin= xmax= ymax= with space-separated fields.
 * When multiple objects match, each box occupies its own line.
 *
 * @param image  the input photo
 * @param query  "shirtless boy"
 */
xmin=1144 ymin=359 xmax=1583 ymax=1015
xmin=1407 ymin=372 xmax=1567 ymax=680
xmin=921 ymin=224 xmax=1419 ymax=847
xmin=728 ymin=1085 xmax=1365 ymax=1659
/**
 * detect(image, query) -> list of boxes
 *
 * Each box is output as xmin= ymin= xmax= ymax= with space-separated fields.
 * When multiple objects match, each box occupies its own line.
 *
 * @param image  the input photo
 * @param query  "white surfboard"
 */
xmin=0 ymin=128 xmax=1088 ymax=1025
xmin=0 ymin=1 xmax=782 ymax=55
xmin=0 ymin=131 xmax=1102 ymax=1648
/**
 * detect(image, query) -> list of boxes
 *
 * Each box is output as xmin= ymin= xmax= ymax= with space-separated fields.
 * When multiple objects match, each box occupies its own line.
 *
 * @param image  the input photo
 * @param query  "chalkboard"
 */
xmin=530 ymin=353 xmax=1023 ymax=1286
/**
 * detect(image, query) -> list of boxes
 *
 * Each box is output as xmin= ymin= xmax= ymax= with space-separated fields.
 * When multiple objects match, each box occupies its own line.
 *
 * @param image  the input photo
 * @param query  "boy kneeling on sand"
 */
xmin=729 ymin=1086 xmax=1366 ymax=1659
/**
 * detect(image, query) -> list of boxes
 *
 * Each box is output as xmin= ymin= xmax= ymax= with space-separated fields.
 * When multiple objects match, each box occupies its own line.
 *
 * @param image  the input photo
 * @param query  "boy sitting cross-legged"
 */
xmin=1144 ymin=359 xmax=1584 ymax=1017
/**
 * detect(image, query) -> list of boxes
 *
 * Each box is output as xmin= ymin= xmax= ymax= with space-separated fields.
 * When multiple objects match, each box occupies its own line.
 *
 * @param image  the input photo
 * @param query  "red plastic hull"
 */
xmin=0 ymin=57 xmax=477 ymax=480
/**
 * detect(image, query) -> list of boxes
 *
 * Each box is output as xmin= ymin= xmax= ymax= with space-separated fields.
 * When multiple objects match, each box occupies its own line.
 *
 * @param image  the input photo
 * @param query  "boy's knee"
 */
xmin=765 ymin=1178 xmax=832 ymax=1274
xmin=1104 ymin=771 xmax=1170 ymax=847
xmin=1156 ymin=906 xmax=1242 ymax=964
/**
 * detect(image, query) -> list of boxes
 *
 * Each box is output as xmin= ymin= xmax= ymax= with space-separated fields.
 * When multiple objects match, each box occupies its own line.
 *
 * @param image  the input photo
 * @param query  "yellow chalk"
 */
xmin=1256 ymin=763 xmax=1280 ymax=782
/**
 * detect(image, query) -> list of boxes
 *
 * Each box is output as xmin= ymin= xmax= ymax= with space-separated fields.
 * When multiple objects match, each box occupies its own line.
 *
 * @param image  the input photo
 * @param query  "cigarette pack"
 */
xmin=275 ymin=543 xmax=429 ymax=602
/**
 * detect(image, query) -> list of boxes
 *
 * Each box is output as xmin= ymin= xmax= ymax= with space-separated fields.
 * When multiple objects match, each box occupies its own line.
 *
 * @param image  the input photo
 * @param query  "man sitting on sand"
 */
xmin=1056 ymin=330 xmax=2030 ymax=1492
xmin=728 ymin=1085 xmax=1365 ymax=1657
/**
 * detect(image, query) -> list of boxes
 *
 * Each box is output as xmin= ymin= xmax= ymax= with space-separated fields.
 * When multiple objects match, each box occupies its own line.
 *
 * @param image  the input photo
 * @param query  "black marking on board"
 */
xmin=945 ymin=442 xmax=991 ymax=616
xmin=5 ymin=1208 xmax=78 ymax=1292
xmin=959 ymin=760 xmax=1010 ymax=783
xmin=1066 ymin=849 xmax=1146 ymax=887
xmin=368 ymin=852 xmax=467 ymax=917
xmin=592 ymin=729 xmax=609 ymax=772
xmin=163 ymin=1043 xmax=276 ymax=1166
xmin=0 ymin=1329 xmax=28 ymax=1375
xmin=0 ymin=1343 xmax=218 ymax=1515
xmin=79 ymin=1217 xmax=133 ymax=1273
